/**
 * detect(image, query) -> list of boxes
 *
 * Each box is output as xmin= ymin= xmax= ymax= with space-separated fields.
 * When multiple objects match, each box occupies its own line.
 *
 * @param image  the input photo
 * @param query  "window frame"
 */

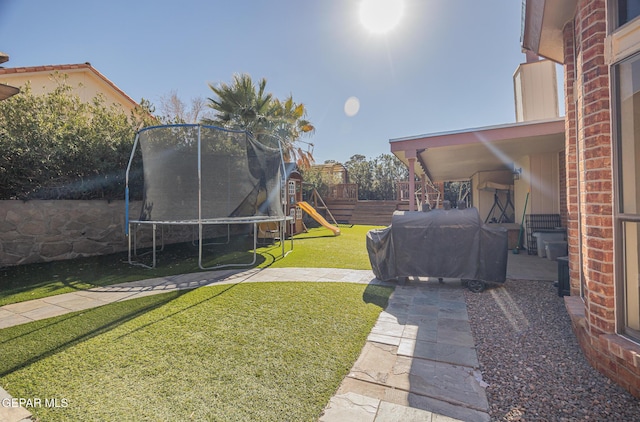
xmin=612 ymin=50 xmax=640 ymax=342
xmin=610 ymin=0 xmax=640 ymax=31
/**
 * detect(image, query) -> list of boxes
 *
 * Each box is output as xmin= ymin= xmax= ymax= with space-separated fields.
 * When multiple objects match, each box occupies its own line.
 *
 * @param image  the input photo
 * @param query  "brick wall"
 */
xmin=575 ymin=0 xmax=614 ymax=337
xmin=559 ymin=150 xmax=567 ymax=228
xmin=562 ymin=0 xmax=640 ymax=399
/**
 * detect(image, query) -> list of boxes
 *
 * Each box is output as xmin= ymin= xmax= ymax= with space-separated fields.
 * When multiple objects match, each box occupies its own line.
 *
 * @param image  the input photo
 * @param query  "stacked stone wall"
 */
xmin=0 ymin=200 xmax=200 ymax=266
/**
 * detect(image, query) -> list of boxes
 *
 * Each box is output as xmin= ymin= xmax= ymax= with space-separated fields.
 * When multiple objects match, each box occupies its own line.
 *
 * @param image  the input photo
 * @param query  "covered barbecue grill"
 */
xmin=366 ymin=207 xmax=508 ymax=292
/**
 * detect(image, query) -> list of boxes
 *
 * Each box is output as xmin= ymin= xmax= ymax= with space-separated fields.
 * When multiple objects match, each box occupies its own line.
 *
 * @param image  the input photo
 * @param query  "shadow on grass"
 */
xmin=0 ymin=236 xmax=267 ymax=306
xmin=0 ymin=289 xmax=190 ymax=378
xmin=114 ymin=282 xmax=240 ymax=340
xmin=254 ymin=240 xmax=294 ymax=268
xmin=362 ymin=282 xmax=394 ymax=309
xmin=291 ymin=234 xmax=338 ymax=240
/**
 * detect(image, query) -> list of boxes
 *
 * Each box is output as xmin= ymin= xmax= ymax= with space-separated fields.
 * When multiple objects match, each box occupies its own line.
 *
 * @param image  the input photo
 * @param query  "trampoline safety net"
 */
xmin=132 ymin=124 xmax=285 ymax=222
xmin=125 ymin=124 xmax=290 ymax=269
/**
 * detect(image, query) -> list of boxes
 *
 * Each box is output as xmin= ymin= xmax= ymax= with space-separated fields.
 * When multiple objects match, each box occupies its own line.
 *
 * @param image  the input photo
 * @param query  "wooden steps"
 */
xmin=324 ymin=200 xmax=398 ymax=226
xmin=319 ymin=201 xmax=355 ymax=224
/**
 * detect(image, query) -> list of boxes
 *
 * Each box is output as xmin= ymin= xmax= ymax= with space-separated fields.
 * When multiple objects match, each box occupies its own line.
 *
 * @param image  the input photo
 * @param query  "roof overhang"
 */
xmin=521 ymin=0 xmax=577 ymax=63
xmin=0 ymin=84 xmax=20 ymax=100
xmin=0 ymin=52 xmax=19 ymax=100
xmin=390 ymin=118 xmax=565 ymax=182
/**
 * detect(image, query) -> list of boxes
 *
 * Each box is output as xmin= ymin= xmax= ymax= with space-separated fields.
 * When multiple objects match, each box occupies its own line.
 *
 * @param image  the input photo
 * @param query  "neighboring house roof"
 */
xmin=0 ymin=63 xmax=139 ymax=111
xmin=390 ymin=118 xmax=565 ymax=182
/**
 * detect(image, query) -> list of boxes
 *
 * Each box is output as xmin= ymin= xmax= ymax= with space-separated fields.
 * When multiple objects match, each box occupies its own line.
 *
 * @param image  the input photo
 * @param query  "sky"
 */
xmin=0 ymin=0 xmax=562 ymax=165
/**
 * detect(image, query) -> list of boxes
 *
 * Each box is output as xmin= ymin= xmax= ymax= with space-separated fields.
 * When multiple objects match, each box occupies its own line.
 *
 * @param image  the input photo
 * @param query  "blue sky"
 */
xmin=0 ymin=0 xmax=562 ymax=164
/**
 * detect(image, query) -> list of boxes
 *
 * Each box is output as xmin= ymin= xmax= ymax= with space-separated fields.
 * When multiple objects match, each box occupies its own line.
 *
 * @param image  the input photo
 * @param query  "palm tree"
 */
xmin=204 ymin=73 xmax=272 ymax=132
xmin=203 ymin=73 xmax=315 ymax=168
xmin=264 ymin=95 xmax=315 ymax=168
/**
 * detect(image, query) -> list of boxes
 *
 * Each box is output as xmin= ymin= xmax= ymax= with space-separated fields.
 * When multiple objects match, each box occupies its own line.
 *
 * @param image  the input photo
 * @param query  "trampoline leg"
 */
xmin=281 ymin=220 xmax=294 ymax=258
xmin=127 ymin=223 xmax=157 ymax=269
xmin=127 ymin=223 xmax=132 ymax=264
xmin=198 ymin=222 xmax=260 ymax=270
xmin=152 ymin=224 xmax=157 ymax=268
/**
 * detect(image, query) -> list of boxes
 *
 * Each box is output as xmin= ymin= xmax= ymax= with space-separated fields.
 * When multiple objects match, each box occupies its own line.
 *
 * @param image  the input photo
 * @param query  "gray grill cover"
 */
xmin=367 ymin=208 xmax=508 ymax=282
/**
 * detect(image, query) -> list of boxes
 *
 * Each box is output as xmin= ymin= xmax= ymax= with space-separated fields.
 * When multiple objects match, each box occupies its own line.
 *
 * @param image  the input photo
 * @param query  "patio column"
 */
xmin=408 ymin=156 xmax=416 ymax=211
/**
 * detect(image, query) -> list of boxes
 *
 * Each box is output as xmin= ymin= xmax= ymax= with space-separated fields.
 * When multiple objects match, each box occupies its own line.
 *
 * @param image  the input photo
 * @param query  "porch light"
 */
xmin=513 ymin=167 xmax=522 ymax=180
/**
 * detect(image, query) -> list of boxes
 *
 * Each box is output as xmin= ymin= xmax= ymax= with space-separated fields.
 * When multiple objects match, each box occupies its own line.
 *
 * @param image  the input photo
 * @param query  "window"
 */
xmin=614 ymin=52 xmax=640 ymax=340
xmin=614 ymin=0 xmax=640 ymax=29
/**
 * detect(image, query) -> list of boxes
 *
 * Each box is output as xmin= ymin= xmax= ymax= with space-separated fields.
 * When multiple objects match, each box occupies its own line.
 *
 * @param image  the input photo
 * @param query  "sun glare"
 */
xmin=359 ymin=0 xmax=404 ymax=34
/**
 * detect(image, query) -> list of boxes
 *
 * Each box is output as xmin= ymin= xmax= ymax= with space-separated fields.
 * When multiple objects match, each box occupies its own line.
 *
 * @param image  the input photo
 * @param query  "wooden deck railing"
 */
xmin=327 ymin=183 xmax=358 ymax=201
xmin=396 ymin=180 xmax=443 ymax=209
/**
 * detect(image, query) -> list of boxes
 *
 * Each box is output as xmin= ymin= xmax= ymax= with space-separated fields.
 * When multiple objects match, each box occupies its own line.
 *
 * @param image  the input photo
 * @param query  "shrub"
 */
xmin=0 ymin=81 xmax=152 ymax=200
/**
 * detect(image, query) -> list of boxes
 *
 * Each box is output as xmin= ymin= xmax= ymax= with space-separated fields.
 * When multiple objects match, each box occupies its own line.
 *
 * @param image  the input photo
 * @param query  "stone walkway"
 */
xmin=320 ymin=279 xmax=489 ymax=422
xmin=0 ymin=267 xmax=497 ymax=421
xmin=0 ymin=268 xmax=376 ymax=330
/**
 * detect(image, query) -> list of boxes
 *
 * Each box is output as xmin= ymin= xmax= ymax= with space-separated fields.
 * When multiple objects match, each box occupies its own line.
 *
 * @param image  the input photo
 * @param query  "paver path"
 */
xmin=320 ymin=280 xmax=490 ymax=422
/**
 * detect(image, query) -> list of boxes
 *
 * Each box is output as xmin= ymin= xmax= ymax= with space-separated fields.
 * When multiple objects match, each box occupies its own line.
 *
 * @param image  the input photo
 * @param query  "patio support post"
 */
xmin=408 ymin=156 xmax=416 ymax=211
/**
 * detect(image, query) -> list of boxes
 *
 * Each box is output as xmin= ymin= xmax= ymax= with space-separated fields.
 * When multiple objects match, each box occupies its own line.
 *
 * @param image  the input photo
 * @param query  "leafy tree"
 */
xmin=299 ymin=166 xmax=332 ymax=200
xmin=371 ymin=154 xmax=408 ymax=200
xmin=341 ymin=153 xmax=408 ymax=200
xmin=0 ymin=81 xmax=153 ymax=199
xmin=344 ymin=154 xmax=374 ymax=200
xmin=444 ymin=181 xmax=472 ymax=208
xmin=203 ymin=73 xmax=315 ymax=168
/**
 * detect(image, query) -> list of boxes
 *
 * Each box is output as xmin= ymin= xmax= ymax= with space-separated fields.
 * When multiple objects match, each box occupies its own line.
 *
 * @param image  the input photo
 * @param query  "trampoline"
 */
xmin=125 ymin=124 xmax=292 ymax=269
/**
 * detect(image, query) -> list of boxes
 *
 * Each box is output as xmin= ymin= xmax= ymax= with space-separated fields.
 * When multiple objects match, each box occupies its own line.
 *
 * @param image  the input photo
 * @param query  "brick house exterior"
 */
xmin=523 ymin=0 xmax=640 ymax=398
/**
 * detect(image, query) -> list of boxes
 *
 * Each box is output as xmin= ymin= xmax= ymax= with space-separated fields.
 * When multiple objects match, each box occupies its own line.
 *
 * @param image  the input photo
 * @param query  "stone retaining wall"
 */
xmin=0 ymin=200 xmax=212 ymax=267
xmin=0 ymin=200 xmax=132 ymax=266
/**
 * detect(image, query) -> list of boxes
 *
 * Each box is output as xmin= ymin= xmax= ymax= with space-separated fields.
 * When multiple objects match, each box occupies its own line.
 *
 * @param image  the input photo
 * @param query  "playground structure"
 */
xmin=125 ymin=124 xmax=292 ymax=269
xmin=298 ymin=201 xmax=340 ymax=235
xmin=279 ymin=169 xmax=341 ymax=237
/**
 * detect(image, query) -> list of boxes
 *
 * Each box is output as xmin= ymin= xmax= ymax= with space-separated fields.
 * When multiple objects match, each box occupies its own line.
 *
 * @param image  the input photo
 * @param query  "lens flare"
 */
xmin=344 ymin=97 xmax=360 ymax=117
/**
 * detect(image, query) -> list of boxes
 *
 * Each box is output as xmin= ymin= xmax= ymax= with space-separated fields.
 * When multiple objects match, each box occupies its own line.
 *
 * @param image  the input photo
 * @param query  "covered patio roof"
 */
xmin=389 ymin=118 xmax=565 ymax=182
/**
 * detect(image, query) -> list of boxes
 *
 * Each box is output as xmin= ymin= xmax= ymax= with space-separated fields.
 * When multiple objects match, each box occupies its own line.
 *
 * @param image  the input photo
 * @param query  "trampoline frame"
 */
xmin=127 ymin=216 xmax=292 ymax=269
xmin=125 ymin=124 xmax=293 ymax=269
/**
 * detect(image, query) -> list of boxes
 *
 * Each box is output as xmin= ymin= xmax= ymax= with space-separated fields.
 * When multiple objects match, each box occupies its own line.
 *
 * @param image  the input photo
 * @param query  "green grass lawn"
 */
xmin=0 ymin=281 xmax=393 ymax=421
xmin=0 ymin=224 xmax=393 ymax=420
xmin=0 ymin=225 xmax=382 ymax=306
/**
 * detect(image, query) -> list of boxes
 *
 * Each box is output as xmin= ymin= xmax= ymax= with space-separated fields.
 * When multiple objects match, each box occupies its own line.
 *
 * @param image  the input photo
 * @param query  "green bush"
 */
xmin=0 ymin=81 xmax=152 ymax=200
